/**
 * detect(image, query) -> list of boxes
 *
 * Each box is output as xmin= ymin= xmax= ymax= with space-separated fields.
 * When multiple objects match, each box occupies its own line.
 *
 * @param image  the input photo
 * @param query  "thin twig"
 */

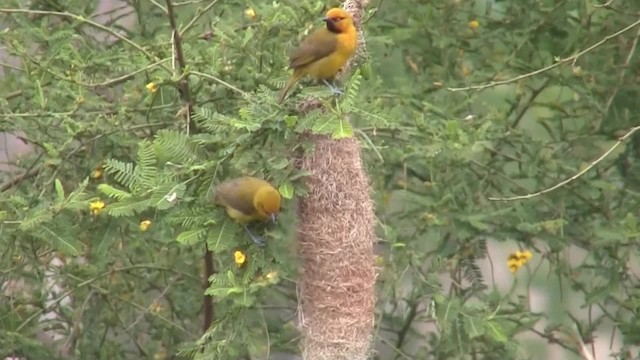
xmin=125 ymin=277 xmax=177 ymax=331
xmin=594 ymin=24 xmax=640 ymax=130
xmin=165 ymin=0 xmax=195 ymax=131
xmin=203 ymin=245 xmax=214 ymax=333
xmin=0 ymin=8 xmax=172 ymax=74
xmin=593 ymin=0 xmax=614 ymax=8
xmin=149 ymin=0 xmax=168 ymax=14
xmin=379 ymin=336 xmax=413 ymax=360
xmin=0 ymin=167 xmax=41 ymax=192
xmin=190 ymin=70 xmax=248 ymax=96
xmin=447 ymin=18 xmax=640 ymax=91
xmin=16 ymin=265 xmax=195 ymax=333
xmin=88 ymin=58 xmax=171 ymax=88
xmin=179 ymin=0 xmax=220 ymax=37
xmin=567 ymin=325 xmax=596 ymax=360
xmin=489 ymin=125 xmax=640 ymax=201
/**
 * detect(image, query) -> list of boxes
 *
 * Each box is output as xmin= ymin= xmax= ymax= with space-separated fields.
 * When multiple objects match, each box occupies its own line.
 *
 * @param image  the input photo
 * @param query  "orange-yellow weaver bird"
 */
xmin=214 ymin=176 xmax=281 ymax=246
xmin=277 ymin=7 xmax=357 ymax=103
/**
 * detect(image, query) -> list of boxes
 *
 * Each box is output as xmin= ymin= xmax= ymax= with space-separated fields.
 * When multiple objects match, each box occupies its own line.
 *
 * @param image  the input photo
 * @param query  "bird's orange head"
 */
xmin=253 ymin=186 xmax=281 ymax=223
xmin=322 ymin=8 xmax=354 ymax=34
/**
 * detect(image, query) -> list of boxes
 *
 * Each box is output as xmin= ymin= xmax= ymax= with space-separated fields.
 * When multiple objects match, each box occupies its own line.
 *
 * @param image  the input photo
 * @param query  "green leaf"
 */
xmin=332 ymin=118 xmax=353 ymax=139
xmin=54 ymin=178 xmax=65 ymax=201
xmin=93 ymin=219 xmax=119 ymax=256
xmin=312 ymin=115 xmax=338 ymax=135
xmin=105 ymin=199 xmax=151 ymax=217
xmin=284 ymin=115 xmax=298 ymax=128
xmin=206 ymin=220 xmax=236 ymax=251
xmin=270 ymin=157 xmax=290 ymax=170
xmin=67 ymin=178 xmax=89 ymax=203
xmin=485 ymin=321 xmax=508 ymax=343
xmin=585 ymin=283 xmax=618 ymax=305
xmin=226 ymin=286 xmax=245 ymax=295
xmin=98 ymin=184 xmax=132 ymax=200
xmin=41 ymin=226 xmax=82 ymax=256
xmin=20 ymin=210 xmax=53 ymax=231
xmin=435 ymin=297 xmax=461 ymax=333
xmin=227 ymin=269 xmax=237 ymax=285
xmin=625 ymin=212 xmax=637 ymax=236
xmin=278 ymin=182 xmax=294 ymax=199
xmin=177 ymin=228 xmax=207 ymax=245
xmin=464 ymin=316 xmax=485 ymax=338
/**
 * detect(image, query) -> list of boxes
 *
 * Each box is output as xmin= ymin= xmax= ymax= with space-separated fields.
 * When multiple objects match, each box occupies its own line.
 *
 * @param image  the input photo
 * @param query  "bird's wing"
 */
xmin=214 ymin=180 xmax=256 ymax=216
xmin=289 ymin=29 xmax=337 ymax=69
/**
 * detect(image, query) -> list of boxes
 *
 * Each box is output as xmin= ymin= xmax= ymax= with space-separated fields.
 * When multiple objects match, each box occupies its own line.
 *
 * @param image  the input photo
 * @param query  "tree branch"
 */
xmin=447 ymin=18 xmax=640 ymax=92
xmin=489 ymin=125 xmax=640 ymax=201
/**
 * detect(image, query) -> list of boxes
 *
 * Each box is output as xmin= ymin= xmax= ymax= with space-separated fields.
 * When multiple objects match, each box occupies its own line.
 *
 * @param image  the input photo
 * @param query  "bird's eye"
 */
xmin=334 ymin=17 xmax=343 ymax=22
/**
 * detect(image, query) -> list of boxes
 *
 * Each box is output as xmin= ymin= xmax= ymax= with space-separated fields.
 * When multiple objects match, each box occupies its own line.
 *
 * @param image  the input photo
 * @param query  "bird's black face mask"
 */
xmin=323 ymin=17 xmax=341 ymax=33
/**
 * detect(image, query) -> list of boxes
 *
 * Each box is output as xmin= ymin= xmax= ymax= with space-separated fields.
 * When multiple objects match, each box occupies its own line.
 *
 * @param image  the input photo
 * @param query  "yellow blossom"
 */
xmin=89 ymin=200 xmax=105 ymax=216
xmin=507 ymin=250 xmax=533 ymax=273
xmin=244 ymin=8 xmax=256 ymax=20
xmin=461 ymin=64 xmax=472 ymax=77
xmin=234 ymin=250 xmax=246 ymax=266
xmin=265 ymin=271 xmax=278 ymax=281
xmin=140 ymin=220 xmax=152 ymax=231
xmin=468 ymin=20 xmax=480 ymax=30
xmin=421 ymin=212 xmax=437 ymax=222
xmin=149 ymin=300 xmax=163 ymax=314
xmin=91 ymin=165 xmax=104 ymax=179
xmin=146 ymin=82 xmax=158 ymax=93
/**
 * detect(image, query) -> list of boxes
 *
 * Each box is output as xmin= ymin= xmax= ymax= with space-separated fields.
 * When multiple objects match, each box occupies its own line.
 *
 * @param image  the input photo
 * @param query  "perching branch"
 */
xmin=489 ymin=125 xmax=640 ymax=201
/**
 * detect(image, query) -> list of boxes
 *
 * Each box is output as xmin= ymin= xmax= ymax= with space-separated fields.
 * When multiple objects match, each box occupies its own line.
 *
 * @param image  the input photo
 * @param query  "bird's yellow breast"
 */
xmin=303 ymin=33 xmax=356 ymax=80
xmin=224 ymin=206 xmax=257 ymax=223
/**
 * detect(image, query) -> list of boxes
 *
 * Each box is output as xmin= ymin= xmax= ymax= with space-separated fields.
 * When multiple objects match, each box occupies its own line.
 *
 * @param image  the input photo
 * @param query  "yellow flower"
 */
xmin=140 ymin=220 xmax=152 ymax=231
xmin=91 ymin=165 xmax=104 ymax=179
xmin=265 ymin=271 xmax=278 ymax=281
xmin=421 ymin=212 xmax=437 ymax=222
xmin=146 ymin=82 xmax=158 ymax=93
xmin=234 ymin=250 xmax=246 ymax=266
xmin=461 ymin=64 xmax=472 ymax=77
xmin=507 ymin=258 xmax=521 ymax=273
xmin=468 ymin=20 xmax=480 ymax=30
xmin=89 ymin=200 xmax=105 ymax=215
xmin=244 ymin=8 xmax=256 ymax=20
xmin=507 ymin=250 xmax=533 ymax=273
xmin=149 ymin=300 xmax=163 ymax=314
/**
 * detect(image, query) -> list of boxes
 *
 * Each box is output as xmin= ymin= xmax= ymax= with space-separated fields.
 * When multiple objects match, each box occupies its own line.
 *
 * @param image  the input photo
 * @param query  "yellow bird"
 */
xmin=278 ymin=7 xmax=358 ymax=103
xmin=214 ymin=176 xmax=281 ymax=246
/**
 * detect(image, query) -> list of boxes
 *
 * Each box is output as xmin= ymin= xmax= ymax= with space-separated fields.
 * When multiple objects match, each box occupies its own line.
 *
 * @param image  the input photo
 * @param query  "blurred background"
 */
xmin=1 ymin=0 xmax=640 ymax=359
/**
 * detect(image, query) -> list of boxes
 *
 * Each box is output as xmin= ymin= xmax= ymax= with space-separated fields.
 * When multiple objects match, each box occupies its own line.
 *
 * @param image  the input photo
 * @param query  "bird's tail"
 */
xmin=277 ymin=70 xmax=303 ymax=104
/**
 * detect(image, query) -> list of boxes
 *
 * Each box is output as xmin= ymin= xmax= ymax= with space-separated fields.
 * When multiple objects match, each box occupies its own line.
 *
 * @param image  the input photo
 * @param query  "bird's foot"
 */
xmin=322 ymin=79 xmax=344 ymax=96
xmin=243 ymin=225 xmax=266 ymax=247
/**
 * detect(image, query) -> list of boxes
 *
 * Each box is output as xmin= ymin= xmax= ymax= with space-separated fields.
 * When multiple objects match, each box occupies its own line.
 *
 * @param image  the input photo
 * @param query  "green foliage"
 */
xmin=2 ymin=0 xmax=640 ymax=359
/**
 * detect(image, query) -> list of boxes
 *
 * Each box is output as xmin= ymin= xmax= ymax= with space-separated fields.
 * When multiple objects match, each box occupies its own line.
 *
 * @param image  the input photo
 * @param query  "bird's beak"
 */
xmin=322 ymin=17 xmax=329 ymax=22
xmin=270 ymin=213 xmax=277 ymax=224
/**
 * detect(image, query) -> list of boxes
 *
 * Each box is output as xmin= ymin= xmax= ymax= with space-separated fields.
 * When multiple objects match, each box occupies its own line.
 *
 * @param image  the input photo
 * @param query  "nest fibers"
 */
xmin=297 ymin=134 xmax=376 ymax=360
